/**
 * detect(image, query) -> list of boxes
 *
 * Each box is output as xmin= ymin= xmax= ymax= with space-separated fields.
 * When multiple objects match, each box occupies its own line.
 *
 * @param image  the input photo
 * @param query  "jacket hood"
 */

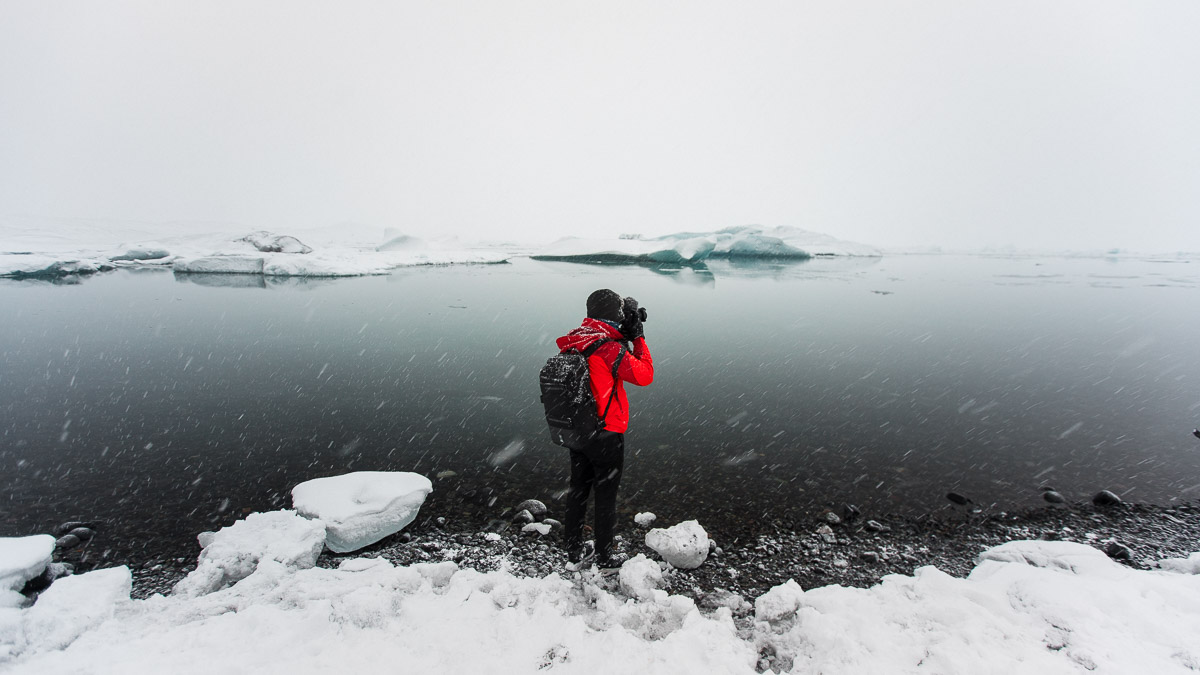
xmin=556 ymin=317 xmax=625 ymax=352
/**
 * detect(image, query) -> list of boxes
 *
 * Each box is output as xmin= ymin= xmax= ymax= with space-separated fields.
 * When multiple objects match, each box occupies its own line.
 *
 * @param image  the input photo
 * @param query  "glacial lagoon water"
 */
xmin=2 ymin=255 xmax=1199 ymax=562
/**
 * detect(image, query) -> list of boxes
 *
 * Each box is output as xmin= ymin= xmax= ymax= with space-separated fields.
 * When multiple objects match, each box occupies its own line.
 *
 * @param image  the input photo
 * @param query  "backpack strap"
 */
xmin=592 ymin=341 xmax=627 ymax=427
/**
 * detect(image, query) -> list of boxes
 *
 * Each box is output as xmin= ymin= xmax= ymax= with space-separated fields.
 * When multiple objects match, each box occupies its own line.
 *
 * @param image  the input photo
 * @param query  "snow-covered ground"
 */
xmin=4 ymin=518 xmax=1200 ymax=674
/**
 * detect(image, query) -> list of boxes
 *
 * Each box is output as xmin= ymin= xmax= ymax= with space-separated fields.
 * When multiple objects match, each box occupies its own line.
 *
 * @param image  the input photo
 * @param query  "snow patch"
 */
xmin=172 ymin=510 xmax=325 ymax=597
xmin=0 ymin=536 xmax=55 ymax=593
xmin=17 ymin=567 xmax=131 ymax=656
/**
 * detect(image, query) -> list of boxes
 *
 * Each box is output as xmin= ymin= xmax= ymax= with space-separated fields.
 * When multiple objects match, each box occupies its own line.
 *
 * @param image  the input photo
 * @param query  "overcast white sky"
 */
xmin=1 ymin=1 xmax=1197 ymax=251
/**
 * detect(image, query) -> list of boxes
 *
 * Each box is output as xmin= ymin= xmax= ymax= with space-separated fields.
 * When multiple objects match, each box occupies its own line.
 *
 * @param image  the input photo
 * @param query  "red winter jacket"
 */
xmin=555 ymin=318 xmax=654 ymax=434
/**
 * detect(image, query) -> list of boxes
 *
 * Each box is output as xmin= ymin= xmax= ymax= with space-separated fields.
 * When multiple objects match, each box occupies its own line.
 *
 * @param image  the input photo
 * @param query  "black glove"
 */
xmin=620 ymin=296 xmax=646 ymax=340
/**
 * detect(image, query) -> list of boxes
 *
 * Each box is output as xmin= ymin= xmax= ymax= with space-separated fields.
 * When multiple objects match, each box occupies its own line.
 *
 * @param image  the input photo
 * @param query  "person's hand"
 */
xmin=621 ymin=296 xmax=645 ymax=340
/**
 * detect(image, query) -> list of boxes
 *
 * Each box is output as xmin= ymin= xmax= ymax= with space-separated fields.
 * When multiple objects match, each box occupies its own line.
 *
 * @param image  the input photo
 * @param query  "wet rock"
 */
xmin=1042 ymin=491 xmax=1067 ymax=504
xmin=1193 ymin=429 xmax=1199 ymax=440
xmin=1093 ymin=490 xmax=1123 ymax=507
xmin=55 ymin=521 xmax=95 ymax=536
xmin=511 ymin=509 xmax=535 ymax=525
xmin=946 ymin=492 xmax=972 ymax=506
xmin=816 ymin=525 xmax=836 ymax=544
xmin=861 ymin=551 xmax=879 ymax=563
xmin=435 ymin=517 xmax=447 ymax=527
xmin=55 ymin=534 xmax=81 ymax=550
xmin=864 ymin=520 xmax=890 ymax=533
xmin=841 ymin=504 xmax=861 ymax=522
xmin=1105 ymin=541 xmax=1133 ymax=560
xmin=541 ymin=518 xmax=562 ymax=531
xmin=515 ymin=500 xmax=548 ymax=520
xmin=822 ymin=511 xmax=842 ymax=526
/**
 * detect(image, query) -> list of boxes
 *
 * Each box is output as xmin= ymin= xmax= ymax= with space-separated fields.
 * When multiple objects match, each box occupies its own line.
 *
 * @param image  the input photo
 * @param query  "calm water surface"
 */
xmin=2 ymin=255 xmax=1199 ymax=561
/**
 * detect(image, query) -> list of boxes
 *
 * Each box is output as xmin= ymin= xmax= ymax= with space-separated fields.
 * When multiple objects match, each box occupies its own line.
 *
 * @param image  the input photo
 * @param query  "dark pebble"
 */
xmin=68 ymin=527 xmax=95 ymax=542
xmin=861 ymin=551 xmax=880 ymax=563
xmin=56 ymin=521 xmax=95 ymax=536
xmin=1093 ymin=490 xmax=1123 ymax=507
xmin=55 ymin=534 xmax=81 ymax=550
xmin=842 ymin=504 xmax=861 ymax=522
xmin=541 ymin=518 xmax=562 ymax=530
xmin=946 ymin=492 xmax=972 ymax=506
xmin=1104 ymin=541 xmax=1133 ymax=560
xmin=865 ymin=520 xmax=890 ymax=533
xmin=512 ymin=509 xmax=535 ymax=525
xmin=1042 ymin=491 xmax=1067 ymax=504
xmin=823 ymin=511 xmax=842 ymax=526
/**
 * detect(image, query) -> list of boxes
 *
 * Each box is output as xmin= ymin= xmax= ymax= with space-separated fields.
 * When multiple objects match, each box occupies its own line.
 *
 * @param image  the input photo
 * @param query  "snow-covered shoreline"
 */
xmin=6 ymin=499 xmax=1200 ymax=674
xmin=4 ymin=514 xmax=1200 ymax=674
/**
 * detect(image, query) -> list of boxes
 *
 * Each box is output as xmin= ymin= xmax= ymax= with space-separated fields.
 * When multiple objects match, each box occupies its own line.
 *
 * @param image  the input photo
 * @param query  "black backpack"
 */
xmin=539 ymin=339 xmax=626 ymax=450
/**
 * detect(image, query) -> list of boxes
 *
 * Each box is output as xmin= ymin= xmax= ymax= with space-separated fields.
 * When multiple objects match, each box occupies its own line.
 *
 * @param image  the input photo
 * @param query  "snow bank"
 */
xmin=17 ymin=568 xmax=131 ymax=655
xmin=532 ymin=226 xmax=880 ymax=263
xmin=0 ymin=536 xmax=55 ymax=593
xmin=172 ymin=510 xmax=326 ymax=597
xmin=645 ymin=520 xmax=709 ymax=569
xmin=292 ymin=472 xmax=433 ymax=553
xmin=3 ymin=539 xmax=1200 ymax=673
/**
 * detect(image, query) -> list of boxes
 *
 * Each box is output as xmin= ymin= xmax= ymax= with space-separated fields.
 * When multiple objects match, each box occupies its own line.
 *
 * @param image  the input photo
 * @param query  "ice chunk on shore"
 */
xmin=618 ymin=554 xmax=664 ymax=601
xmin=754 ymin=579 xmax=805 ymax=623
xmin=645 ymin=520 xmax=709 ymax=569
xmin=292 ymin=471 xmax=432 ymax=553
xmin=634 ymin=512 xmax=657 ymax=527
xmin=172 ymin=510 xmax=325 ymax=597
xmin=1159 ymin=552 xmax=1200 ymax=574
xmin=19 ymin=567 xmax=131 ymax=655
xmin=0 ymin=536 xmax=55 ymax=592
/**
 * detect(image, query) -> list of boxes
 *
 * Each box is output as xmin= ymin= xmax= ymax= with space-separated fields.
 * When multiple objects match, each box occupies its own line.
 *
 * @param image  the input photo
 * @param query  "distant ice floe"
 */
xmin=0 ymin=217 xmax=512 ymax=280
xmin=533 ymin=226 xmax=881 ymax=263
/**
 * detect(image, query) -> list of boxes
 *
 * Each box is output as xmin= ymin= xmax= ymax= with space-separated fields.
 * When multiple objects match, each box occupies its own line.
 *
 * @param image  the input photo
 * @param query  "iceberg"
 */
xmin=0 ymin=536 xmax=55 ymax=593
xmin=291 ymin=471 xmax=433 ymax=553
xmin=172 ymin=510 xmax=326 ymax=597
xmin=533 ymin=226 xmax=879 ymax=264
xmin=644 ymin=520 xmax=710 ymax=569
xmin=0 ymin=217 xmax=512 ymax=279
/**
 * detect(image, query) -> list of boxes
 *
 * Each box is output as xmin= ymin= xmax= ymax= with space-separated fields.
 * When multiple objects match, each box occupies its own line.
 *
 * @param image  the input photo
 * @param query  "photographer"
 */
xmin=554 ymin=288 xmax=654 ymax=569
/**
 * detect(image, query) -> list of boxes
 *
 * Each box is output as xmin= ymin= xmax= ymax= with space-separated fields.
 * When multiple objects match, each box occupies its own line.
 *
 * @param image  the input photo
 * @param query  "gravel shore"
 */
xmin=124 ymin=499 xmax=1200 ymax=602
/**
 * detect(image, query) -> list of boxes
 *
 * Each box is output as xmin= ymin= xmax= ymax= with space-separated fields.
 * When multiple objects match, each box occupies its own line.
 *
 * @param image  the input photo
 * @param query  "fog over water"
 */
xmin=2 ymin=256 xmax=1198 ymax=562
xmin=2 ymin=1 xmax=1199 ymax=251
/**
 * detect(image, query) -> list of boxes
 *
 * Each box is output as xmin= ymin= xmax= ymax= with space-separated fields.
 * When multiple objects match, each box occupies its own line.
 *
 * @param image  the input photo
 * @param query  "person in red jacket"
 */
xmin=555 ymin=288 xmax=654 ymax=568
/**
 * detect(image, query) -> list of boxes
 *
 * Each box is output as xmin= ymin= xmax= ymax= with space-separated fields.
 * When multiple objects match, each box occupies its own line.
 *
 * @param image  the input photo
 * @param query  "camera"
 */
xmin=619 ymin=296 xmax=647 ymax=340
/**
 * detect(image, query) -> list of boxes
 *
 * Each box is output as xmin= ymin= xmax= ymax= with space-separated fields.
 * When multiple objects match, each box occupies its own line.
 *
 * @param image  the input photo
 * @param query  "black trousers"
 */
xmin=564 ymin=431 xmax=624 ymax=559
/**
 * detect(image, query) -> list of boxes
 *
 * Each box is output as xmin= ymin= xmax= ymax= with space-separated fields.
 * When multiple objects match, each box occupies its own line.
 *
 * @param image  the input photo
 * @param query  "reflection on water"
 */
xmin=1 ymin=255 xmax=1199 ymax=563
